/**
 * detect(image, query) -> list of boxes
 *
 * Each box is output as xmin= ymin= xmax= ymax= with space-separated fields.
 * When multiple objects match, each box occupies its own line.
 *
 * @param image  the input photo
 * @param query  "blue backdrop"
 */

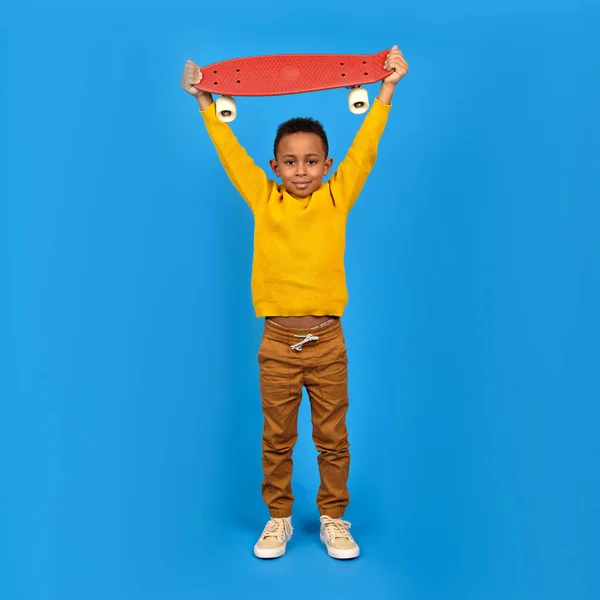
xmin=1 ymin=1 xmax=599 ymax=599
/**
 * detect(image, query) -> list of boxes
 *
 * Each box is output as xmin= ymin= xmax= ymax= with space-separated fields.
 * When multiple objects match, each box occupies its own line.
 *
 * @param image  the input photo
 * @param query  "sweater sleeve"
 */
xmin=200 ymin=103 xmax=270 ymax=211
xmin=328 ymin=98 xmax=391 ymax=213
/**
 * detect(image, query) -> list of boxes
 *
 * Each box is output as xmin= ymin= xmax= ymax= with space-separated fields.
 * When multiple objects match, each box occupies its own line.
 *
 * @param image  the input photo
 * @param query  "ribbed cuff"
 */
xmin=319 ymin=508 xmax=346 ymax=519
xmin=373 ymin=96 xmax=392 ymax=110
xmin=270 ymin=509 xmax=292 ymax=518
xmin=199 ymin=102 xmax=216 ymax=119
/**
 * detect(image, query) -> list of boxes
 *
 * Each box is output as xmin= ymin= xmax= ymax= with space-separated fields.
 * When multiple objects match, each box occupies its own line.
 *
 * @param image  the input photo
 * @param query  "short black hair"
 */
xmin=273 ymin=117 xmax=329 ymax=158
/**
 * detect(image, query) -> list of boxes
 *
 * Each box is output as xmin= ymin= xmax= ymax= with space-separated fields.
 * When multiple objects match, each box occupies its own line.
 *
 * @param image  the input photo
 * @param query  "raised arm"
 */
xmin=181 ymin=60 xmax=270 ymax=211
xmin=329 ymin=46 xmax=409 ymax=213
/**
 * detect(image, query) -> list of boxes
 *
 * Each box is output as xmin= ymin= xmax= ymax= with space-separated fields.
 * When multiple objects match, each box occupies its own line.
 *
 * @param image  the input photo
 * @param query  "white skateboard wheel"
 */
xmin=216 ymin=95 xmax=236 ymax=122
xmin=348 ymin=87 xmax=369 ymax=114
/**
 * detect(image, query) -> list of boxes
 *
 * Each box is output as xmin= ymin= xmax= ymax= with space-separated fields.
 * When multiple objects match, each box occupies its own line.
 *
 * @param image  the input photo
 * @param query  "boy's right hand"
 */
xmin=180 ymin=60 xmax=204 ymax=97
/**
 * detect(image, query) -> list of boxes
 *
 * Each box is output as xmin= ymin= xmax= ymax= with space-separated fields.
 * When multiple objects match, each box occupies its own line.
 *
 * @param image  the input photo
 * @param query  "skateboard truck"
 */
xmin=214 ymin=86 xmax=369 ymax=123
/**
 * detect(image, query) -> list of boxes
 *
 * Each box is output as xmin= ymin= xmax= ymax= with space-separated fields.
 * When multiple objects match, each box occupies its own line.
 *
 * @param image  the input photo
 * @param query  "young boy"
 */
xmin=180 ymin=46 xmax=408 ymax=560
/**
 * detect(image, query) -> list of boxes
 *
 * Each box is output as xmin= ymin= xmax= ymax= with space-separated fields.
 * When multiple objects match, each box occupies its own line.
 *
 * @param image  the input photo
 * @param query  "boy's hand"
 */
xmin=383 ymin=45 xmax=409 ymax=85
xmin=181 ymin=59 xmax=205 ymax=97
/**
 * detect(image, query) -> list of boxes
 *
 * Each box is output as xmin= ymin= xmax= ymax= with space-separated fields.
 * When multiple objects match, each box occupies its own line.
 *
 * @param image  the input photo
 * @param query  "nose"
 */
xmin=295 ymin=163 xmax=306 ymax=176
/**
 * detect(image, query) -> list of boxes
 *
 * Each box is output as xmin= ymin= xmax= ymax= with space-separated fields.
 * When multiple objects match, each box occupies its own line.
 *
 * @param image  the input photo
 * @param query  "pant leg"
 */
xmin=258 ymin=334 xmax=304 ymax=518
xmin=303 ymin=330 xmax=350 ymax=518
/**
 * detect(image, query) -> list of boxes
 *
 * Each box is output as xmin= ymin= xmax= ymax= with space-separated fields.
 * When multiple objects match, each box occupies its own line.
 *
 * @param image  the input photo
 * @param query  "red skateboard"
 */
xmin=193 ymin=50 xmax=390 ymax=122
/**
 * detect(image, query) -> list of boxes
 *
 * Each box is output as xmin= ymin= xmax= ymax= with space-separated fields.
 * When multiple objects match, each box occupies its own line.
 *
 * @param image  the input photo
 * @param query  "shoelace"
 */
xmin=320 ymin=516 xmax=354 ymax=542
xmin=290 ymin=333 xmax=319 ymax=352
xmin=261 ymin=518 xmax=293 ymax=542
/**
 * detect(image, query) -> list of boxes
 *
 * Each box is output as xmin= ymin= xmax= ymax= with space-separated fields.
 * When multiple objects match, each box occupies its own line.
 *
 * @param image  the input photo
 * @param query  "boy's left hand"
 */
xmin=383 ymin=45 xmax=409 ymax=85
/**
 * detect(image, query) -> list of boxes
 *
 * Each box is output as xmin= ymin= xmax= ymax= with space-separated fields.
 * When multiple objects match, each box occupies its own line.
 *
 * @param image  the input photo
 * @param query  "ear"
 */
xmin=269 ymin=158 xmax=280 ymax=177
xmin=323 ymin=157 xmax=334 ymax=176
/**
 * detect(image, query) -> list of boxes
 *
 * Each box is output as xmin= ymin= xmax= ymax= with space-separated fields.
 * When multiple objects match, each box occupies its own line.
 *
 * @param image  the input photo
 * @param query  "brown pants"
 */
xmin=258 ymin=318 xmax=350 ymax=519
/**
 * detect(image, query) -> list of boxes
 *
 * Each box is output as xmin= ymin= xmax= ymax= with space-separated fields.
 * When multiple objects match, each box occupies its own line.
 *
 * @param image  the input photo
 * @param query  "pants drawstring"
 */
xmin=290 ymin=333 xmax=319 ymax=352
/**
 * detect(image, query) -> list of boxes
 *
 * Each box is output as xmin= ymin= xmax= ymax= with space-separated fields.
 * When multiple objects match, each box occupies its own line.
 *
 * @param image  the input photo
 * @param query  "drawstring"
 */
xmin=290 ymin=333 xmax=319 ymax=352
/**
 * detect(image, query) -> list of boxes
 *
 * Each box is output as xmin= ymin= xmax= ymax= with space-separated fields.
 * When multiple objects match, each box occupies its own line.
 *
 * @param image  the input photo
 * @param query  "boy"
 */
xmin=180 ymin=46 xmax=408 ymax=560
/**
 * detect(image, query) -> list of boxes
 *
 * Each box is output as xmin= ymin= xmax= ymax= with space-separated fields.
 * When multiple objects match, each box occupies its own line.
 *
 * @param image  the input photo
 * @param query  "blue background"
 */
xmin=1 ymin=0 xmax=599 ymax=599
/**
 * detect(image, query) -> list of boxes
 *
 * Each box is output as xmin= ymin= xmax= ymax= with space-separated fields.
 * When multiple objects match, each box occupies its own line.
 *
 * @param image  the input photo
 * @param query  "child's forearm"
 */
xmin=377 ymin=81 xmax=396 ymax=105
xmin=199 ymin=97 xmax=270 ymax=211
xmin=196 ymin=92 xmax=214 ymax=111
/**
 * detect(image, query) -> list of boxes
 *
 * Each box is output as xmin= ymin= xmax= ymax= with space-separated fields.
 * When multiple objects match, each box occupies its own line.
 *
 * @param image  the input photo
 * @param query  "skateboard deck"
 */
xmin=193 ymin=50 xmax=390 ymax=97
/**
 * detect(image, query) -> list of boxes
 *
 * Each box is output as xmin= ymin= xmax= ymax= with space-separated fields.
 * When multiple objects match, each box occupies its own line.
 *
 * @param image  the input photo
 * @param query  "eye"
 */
xmin=308 ymin=160 xmax=318 ymax=165
xmin=285 ymin=160 xmax=295 ymax=165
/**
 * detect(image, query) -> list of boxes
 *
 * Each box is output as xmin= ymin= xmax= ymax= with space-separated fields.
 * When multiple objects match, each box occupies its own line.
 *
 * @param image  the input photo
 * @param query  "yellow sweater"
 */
xmin=200 ymin=98 xmax=391 ymax=317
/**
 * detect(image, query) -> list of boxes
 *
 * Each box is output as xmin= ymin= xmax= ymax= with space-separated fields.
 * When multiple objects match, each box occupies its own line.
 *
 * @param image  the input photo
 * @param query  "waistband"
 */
xmin=264 ymin=318 xmax=343 ymax=345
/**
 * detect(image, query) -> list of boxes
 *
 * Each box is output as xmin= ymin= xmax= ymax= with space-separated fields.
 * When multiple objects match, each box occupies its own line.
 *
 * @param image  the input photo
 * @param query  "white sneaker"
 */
xmin=320 ymin=515 xmax=360 ymax=559
xmin=253 ymin=518 xmax=293 ymax=559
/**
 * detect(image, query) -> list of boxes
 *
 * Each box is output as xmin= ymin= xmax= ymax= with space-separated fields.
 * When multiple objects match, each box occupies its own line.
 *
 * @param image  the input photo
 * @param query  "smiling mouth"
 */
xmin=292 ymin=181 xmax=311 ymax=187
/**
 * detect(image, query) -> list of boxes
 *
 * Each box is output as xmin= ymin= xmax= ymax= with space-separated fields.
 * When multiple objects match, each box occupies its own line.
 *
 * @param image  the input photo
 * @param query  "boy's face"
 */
xmin=270 ymin=132 xmax=333 ymax=199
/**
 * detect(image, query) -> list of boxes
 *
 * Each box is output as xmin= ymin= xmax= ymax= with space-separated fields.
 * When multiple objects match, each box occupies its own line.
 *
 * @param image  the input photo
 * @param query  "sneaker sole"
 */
xmin=320 ymin=533 xmax=360 ymax=560
xmin=253 ymin=542 xmax=288 ymax=559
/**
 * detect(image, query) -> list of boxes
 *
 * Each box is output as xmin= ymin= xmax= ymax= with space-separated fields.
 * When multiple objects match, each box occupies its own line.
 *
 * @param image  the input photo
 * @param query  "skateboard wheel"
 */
xmin=216 ymin=95 xmax=236 ymax=122
xmin=348 ymin=87 xmax=369 ymax=115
